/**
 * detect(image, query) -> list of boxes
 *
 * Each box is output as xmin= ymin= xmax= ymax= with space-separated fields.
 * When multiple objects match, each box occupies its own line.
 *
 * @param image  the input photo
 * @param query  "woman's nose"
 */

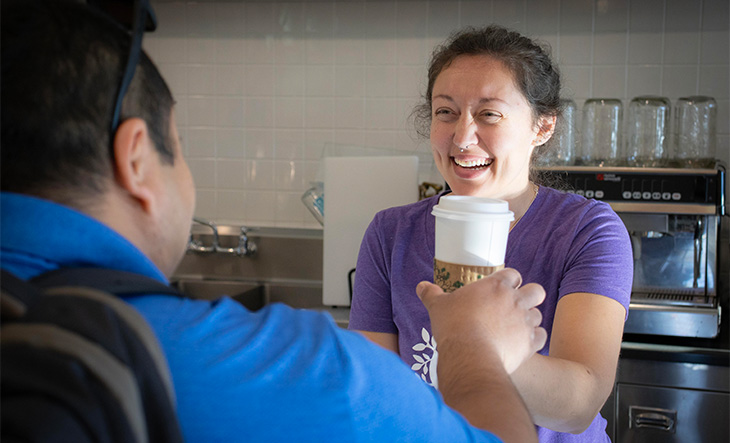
xmin=452 ymin=115 xmax=479 ymax=148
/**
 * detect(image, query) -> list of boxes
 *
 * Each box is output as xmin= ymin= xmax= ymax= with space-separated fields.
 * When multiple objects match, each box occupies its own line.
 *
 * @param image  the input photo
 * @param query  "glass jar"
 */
xmin=301 ymin=181 xmax=324 ymax=225
xmin=626 ymin=96 xmax=671 ymax=167
xmin=579 ymin=98 xmax=623 ymax=166
xmin=536 ymin=98 xmax=576 ymax=166
xmin=671 ymin=96 xmax=717 ymax=168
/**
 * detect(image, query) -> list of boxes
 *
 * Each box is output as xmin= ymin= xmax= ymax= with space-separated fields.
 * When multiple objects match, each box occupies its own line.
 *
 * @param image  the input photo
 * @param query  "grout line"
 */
xmin=660 ymin=0 xmax=666 ymax=95
xmin=589 ymin=0 xmax=596 ymax=98
xmin=623 ymin=0 xmax=630 ymax=102
xmin=209 ymin=3 xmax=222 ymax=207
xmin=556 ymin=0 xmax=562 ymax=63
xmin=696 ymin=0 xmax=704 ymax=94
xmin=523 ymin=0 xmax=527 ymax=34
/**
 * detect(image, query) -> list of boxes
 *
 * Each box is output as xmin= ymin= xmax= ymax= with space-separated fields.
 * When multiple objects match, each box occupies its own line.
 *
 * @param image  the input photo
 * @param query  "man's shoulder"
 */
xmin=120 ymin=290 xmax=504 ymax=442
xmin=130 ymin=295 xmax=348 ymax=353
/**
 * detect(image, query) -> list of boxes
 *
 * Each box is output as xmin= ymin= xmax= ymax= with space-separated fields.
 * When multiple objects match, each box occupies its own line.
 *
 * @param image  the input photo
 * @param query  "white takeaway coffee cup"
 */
xmin=431 ymin=196 xmax=514 ymax=292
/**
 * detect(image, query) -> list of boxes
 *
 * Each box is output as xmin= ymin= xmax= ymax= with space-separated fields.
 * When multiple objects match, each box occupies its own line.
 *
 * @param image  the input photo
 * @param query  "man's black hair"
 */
xmin=1 ymin=0 xmax=175 ymax=206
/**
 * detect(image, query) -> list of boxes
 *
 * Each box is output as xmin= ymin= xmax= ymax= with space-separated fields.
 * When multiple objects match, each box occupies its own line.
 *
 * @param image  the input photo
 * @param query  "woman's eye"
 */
xmin=434 ymin=108 xmax=456 ymax=121
xmin=480 ymin=111 xmax=503 ymax=123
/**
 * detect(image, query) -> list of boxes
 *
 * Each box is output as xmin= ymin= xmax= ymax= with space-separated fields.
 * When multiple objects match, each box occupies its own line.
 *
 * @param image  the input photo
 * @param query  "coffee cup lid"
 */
xmin=431 ymin=195 xmax=514 ymax=221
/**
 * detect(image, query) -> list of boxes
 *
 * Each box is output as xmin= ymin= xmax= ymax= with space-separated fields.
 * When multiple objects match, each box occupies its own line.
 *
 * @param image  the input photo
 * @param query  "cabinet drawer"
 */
xmin=617 ymin=384 xmax=729 ymax=442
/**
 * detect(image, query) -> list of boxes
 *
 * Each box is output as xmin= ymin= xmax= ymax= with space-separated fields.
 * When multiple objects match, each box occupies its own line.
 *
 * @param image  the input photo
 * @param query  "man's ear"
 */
xmin=112 ymin=118 xmax=159 ymax=216
xmin=532 ymin=115 xmax=557 ymax=147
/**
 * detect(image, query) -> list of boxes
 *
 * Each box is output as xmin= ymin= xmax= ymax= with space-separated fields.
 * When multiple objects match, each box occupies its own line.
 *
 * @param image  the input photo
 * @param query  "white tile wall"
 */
xmin=146 ymin=0 xmax=730 ymax=228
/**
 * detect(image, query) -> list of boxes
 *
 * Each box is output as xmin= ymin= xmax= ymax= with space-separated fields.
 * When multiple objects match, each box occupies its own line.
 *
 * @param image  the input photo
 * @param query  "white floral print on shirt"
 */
xmin=411 ymin=327 xmax=439 ymax=388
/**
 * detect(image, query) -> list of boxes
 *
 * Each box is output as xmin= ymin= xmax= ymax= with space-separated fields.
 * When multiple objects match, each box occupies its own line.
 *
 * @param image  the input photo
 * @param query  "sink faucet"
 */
xmin=188 ymin=217 xmax=217 ymax=253
xmin=219 ymin=226 xmax=257 ymax=257
xmin=187 ymin=217 xmax=257 ymax=257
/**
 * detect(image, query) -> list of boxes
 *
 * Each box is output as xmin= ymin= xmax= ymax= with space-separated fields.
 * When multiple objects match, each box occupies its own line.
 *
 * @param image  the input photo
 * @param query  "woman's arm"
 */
xmin=510 ymin=292 xmax=625 ymax=433
xmin=417 ymin=274 xmax=546 ymax=443
xmin=360 ymin=293 xmax=625 ymax=434
xmin=357 ymin=331 xmax=399 ymax=354
xmin=360 ymin=270 xmax=549 ymax=443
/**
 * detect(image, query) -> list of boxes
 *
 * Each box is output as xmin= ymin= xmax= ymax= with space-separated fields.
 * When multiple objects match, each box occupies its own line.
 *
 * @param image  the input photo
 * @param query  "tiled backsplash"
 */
xmin=145 ymin=0 xmax=729 ymax=228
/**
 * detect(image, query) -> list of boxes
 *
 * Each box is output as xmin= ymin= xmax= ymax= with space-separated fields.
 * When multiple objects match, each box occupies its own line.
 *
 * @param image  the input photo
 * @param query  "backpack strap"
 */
xmin=1 ymin=268 xmax=185 ymax=443
xmin=3 ymin=319 xmax=149 ymax=442
xmin=28 ymin=268 xmax=182 ymax=409
xmin=30 ymin=268 xmax=181 ymax=297
xmin=1 ymin=269 xmax=42 ymax=321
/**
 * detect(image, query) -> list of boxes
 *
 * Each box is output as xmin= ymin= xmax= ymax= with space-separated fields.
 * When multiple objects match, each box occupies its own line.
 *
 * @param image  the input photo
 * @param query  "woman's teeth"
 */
xmin=454 ymin=158 xmax=493 ymax=168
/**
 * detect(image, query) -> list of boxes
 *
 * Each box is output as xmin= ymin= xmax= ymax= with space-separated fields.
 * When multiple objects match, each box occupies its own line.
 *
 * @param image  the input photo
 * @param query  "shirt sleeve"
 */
xmin=132 ymin=295 xmax=502 ymax=443
xmin=348 ymin=212 xmax=399 ymax=334
xmin=334 ymin=322 xmax=504 ymax=443
xmin=558 ymin=201 xmax=634 ymax=315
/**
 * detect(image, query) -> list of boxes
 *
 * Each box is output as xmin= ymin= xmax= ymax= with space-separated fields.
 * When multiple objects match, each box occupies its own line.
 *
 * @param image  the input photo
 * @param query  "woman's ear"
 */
xmin=112 ymin=118 xmax=159 ymax=215
xmin=533 ymin=115 xmax=557 ymax=147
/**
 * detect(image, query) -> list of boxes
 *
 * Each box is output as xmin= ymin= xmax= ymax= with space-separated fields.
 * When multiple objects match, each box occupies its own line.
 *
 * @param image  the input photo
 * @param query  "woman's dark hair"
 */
xmin=412 ymin=25 xmax=563 ymax=181
xmin=414 ymin=25 xmax=562 ymax=135
xmin=1 ymin=0 xmax=175 ymax=206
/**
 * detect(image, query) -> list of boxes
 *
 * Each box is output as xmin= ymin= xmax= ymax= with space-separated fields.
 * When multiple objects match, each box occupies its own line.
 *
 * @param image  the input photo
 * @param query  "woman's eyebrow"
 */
xmin=432 ymin=94 xmax=455 ymax=102
xmin=478 ymin=97 xmax=508 ymax=105
xmin=432 ymin=94 xmax=508 ymax=105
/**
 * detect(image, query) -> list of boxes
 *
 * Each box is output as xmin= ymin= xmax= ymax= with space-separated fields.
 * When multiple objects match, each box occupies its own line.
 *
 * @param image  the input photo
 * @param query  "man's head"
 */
xmin=1 ymin=0 xmax=195 ymax=275
xmin=2 ymin=0 xmax=174 ymax=202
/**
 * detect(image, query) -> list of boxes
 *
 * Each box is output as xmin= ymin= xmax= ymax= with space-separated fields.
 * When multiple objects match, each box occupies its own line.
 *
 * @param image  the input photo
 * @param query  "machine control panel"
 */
xmin=539 ymin=167 xmax=725 ymax=207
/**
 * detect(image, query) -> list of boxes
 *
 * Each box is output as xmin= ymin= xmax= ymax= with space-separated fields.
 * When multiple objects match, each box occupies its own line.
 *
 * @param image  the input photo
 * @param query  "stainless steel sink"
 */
xmin=172 ymin=279 xmax=265 ymax=311
xmin=171 ymin=276 xmax=349 ymax=327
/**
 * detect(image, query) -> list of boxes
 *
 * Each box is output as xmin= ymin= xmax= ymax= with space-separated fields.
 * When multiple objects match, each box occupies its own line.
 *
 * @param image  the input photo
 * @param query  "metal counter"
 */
xmin=601 ymin=333 xmax=729 ymax=442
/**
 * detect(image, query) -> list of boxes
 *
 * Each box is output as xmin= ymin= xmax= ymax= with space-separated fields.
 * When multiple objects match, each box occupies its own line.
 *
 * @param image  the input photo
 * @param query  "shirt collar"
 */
xmin=1 ymin=192 xmax=167 ymax=282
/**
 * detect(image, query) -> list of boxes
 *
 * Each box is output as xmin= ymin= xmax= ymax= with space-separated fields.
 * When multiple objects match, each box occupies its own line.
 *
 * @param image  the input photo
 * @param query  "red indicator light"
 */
xmin=597 ymin=174 xmax=604 ymax=181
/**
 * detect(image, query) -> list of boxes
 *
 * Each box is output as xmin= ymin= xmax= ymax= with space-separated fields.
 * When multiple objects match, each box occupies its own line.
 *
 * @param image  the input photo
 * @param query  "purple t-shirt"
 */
xmin=349 ymin=186 xmax=633 ymax=443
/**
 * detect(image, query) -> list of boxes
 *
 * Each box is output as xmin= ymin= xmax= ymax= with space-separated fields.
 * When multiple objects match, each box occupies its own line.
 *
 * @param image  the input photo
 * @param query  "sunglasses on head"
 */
xmin=87 ymin=0 xmax=157 ymax=137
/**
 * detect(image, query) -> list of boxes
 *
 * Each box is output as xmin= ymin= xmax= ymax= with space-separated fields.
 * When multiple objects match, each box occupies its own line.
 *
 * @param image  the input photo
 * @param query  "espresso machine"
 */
xmin=539 ymin=165 xmax=726 ymax=339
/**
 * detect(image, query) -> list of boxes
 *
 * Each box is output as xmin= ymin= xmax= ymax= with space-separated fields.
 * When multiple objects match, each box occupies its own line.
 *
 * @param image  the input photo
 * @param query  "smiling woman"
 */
xmin=349 ymin=25 xmax=634 ymax=443
xmin=429 ymin=55 xmax=551 ymax=217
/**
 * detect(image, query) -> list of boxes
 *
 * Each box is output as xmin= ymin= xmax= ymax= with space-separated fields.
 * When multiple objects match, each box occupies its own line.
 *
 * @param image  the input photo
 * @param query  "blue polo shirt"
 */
xmin=1 ymin=192 xmax=500 ymax=443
